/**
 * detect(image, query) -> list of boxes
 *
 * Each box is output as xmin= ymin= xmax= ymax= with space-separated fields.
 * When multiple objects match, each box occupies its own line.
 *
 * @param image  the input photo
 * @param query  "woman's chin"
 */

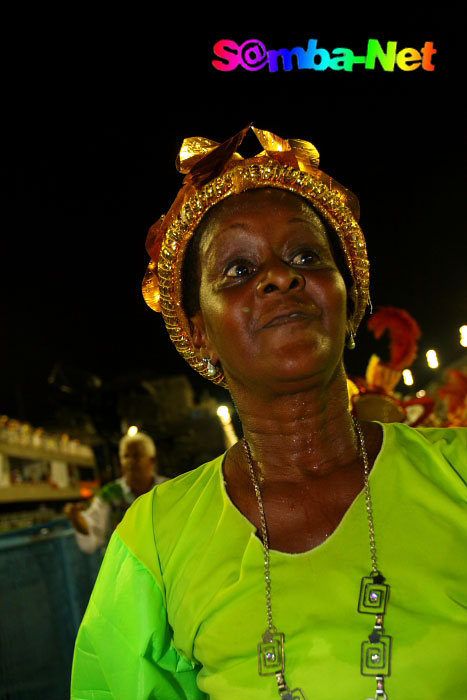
xmin=228 ymin=352 xmax=344 ymax=393
xmin=267 ymin=337 xmax=340 ymax=380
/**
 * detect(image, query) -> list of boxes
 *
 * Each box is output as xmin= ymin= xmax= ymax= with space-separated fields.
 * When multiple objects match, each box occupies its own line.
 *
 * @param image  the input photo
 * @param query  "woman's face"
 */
xmin=190 ymin=189 xmax=348 ymax=392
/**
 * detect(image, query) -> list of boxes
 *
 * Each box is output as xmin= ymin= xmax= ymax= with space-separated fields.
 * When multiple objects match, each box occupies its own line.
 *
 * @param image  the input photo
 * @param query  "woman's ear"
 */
xmin=190 ymin=312 xmax=208 ymax=351
xmin=190 ymin=313 xmax=220 ymax=367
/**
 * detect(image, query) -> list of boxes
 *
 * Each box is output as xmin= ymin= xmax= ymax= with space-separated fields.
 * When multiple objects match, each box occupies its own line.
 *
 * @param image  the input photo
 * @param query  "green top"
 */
xmin=97 ymin=478 xmax=135 ymax=532
xmin=71 ymin=423 xmax=467 ymax=699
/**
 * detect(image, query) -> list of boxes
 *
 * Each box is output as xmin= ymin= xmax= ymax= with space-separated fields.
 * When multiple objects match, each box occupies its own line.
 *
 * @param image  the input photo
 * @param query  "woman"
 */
xmin=71 ymin=127 xmax=466 ymax=700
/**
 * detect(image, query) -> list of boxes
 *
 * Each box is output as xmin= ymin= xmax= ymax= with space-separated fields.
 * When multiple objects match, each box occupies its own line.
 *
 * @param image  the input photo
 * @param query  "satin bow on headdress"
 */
xmin=176 ymin=125 xmax=321 ymax=187
xmin=145 ymin=125 xmax=360 ymax=294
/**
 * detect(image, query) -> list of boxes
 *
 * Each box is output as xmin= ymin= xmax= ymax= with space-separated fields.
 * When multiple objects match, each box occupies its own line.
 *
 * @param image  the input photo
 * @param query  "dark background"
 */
xmin=1 ymin=21 xmax=464 ymax=428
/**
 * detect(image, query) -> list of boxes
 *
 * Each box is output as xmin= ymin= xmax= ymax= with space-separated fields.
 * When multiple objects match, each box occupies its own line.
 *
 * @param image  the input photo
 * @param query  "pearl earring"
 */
xmin=346 ymin=331 xmax=356 ymax=350
xmin=206 ymin=359 xmax=217 ymax=377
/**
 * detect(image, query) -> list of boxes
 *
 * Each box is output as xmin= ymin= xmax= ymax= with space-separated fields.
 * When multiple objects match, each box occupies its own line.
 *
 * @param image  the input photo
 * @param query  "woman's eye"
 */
xmin=225 ymin=261 xmax=254 ymax=278
xmin=290 ymin=250 xmax=318 ymax=265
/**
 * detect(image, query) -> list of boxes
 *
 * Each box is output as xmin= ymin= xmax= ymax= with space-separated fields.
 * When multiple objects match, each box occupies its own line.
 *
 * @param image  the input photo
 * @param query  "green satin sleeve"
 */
xmin=71 ymin=498 xmax=207 ymax=700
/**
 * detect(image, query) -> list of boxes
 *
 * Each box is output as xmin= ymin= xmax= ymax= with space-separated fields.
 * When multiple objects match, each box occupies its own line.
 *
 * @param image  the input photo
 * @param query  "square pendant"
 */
xmin=258 ymin=633 xmax=284 ymax=675
xmin=358 ymin=576 xmax=389 ymax=614
xmin=361 ymin=635 xmax=391 ymax=676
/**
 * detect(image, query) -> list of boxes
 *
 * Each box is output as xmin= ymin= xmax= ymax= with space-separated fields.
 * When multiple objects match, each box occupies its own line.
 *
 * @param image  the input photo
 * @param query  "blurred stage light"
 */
xmin=217 ymin=405 xmax=231 ymax=425
xmin=426 ymin=350 xmax=439 ymax=369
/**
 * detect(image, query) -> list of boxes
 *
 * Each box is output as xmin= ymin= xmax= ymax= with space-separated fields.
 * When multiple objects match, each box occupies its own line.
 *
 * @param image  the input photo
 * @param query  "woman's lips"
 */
xmin=261 ymin=311 xmax=311 ymax=329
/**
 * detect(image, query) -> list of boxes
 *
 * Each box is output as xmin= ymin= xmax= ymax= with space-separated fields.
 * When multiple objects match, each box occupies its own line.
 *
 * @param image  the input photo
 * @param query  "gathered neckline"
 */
xmin=218 ymin=421 xmax=388 ymax=557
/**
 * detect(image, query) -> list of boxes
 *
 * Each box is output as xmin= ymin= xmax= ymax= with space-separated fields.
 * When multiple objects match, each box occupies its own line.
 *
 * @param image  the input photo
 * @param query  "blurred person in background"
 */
xmin=65 ymin=432 xmax=165 ymax=553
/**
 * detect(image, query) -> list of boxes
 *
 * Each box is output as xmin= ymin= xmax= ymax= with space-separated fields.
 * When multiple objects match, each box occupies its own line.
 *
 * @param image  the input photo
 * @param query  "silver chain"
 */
xmin=243 ymin=437 xmax=276 ymax=633
xmin=242 ymin=416 xmax=379 ymax=635
xmin=353 ymin=417 xmax=379 ymax=575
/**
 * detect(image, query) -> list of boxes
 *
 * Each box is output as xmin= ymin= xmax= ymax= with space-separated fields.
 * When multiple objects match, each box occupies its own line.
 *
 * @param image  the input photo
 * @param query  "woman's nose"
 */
xmin=256 ymin=260 xmax=305 ymax=296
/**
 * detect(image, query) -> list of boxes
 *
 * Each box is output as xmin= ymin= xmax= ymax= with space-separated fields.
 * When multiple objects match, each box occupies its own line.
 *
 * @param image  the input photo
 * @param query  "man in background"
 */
xmin=65 ymin=432 xmax=165 ymax=553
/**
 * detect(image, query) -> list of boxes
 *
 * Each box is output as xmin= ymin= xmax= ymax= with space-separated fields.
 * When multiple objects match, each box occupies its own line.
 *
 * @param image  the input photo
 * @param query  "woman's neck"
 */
xmin=229 ymin=368 xmax=360 ymax=483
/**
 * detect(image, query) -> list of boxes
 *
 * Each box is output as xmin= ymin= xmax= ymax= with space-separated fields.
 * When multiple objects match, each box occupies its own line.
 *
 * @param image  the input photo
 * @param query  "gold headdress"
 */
xmin=143 ymin=125 xmax=370 ymax=387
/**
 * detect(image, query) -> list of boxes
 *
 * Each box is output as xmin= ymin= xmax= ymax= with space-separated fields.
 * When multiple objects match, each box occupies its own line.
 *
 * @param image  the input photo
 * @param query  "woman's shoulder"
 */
xmin=152 ymin=453 xmax=231 ymax=554
xmin=154 ymin=452 xmax=225 ymax=505
xmin=117 ymin=454 xmax=225 ymax=541
xmin=381 ymin=422 xmax=467 ymax=484
xmin=111 ymin=454 xmax=226 ymax=585
xmin=384 ymin=421 xmax=467 ymax=449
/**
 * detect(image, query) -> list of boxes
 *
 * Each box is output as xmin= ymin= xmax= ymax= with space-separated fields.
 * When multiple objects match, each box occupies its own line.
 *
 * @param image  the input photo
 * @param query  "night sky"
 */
xmin=1 ymin=23 xmax=464 ymax=424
